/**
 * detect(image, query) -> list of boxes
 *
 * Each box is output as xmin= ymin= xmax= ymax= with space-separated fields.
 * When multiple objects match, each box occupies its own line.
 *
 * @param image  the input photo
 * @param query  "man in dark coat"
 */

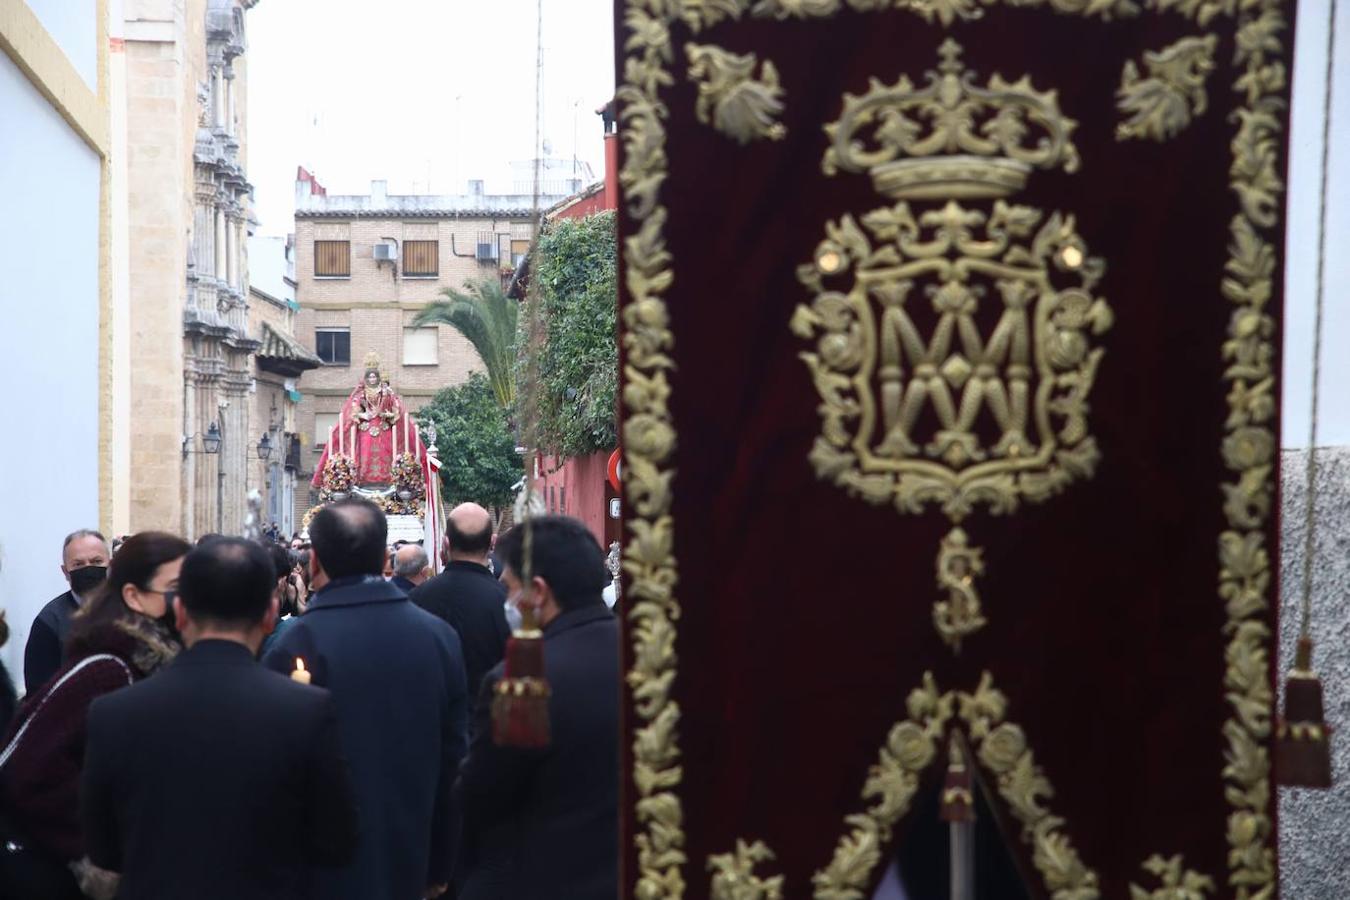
xmin=264 ymin=499 xmax=469 ymax=900
xmin=81 ymin=537 xmax=358 ymax=900
xmin=409 ymin=502 xmax=510 ymax=705
xmin=24 ymin=529 xmax=110 ymax=690
xmin=390 ymin=543 xmax=431 ymax=596
xmin=455 ymin=515 xmax=619 ymax=900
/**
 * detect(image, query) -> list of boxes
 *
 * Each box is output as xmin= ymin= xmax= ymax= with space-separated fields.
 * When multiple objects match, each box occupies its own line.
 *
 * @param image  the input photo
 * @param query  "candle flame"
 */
xmin=295 ymin=657 xmax=307 ymax=674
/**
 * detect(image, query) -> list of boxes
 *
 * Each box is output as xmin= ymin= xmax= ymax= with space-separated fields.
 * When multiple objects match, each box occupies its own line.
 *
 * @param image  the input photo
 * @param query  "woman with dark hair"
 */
xmin=0 ymin=531 xmax=189 ymax=899
xmin=258 ymin=543 xmax=310 ymax=659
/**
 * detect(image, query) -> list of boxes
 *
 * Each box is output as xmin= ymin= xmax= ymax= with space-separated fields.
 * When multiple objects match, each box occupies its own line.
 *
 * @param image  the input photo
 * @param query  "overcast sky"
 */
xmin=246 ymin=0 xmax=616 ymax=236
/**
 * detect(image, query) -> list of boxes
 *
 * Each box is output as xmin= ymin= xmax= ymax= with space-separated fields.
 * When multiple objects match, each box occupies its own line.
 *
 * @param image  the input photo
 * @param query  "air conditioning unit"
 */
xmin=373 ymin=243 xmax=397 ymax=261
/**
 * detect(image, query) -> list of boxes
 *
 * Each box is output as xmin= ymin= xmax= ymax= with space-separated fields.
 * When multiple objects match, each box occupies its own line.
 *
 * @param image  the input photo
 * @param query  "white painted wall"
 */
xmin=0 ymin=54 xmax=102 ymax=692
xmin=1283 ymin=0 xmax=1350 ymax=449
xmin=22 ymin=0 xmax=98 ymax=89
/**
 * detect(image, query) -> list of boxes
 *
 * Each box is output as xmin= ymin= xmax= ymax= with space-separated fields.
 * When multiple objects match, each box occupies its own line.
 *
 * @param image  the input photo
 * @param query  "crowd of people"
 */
xmin=0 ymin=501 xmax=620 ymax=899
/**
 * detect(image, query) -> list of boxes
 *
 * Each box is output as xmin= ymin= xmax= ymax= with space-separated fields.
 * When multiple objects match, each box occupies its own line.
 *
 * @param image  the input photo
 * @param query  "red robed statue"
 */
xmin=313 ymin=351 xmax=427 ymax=491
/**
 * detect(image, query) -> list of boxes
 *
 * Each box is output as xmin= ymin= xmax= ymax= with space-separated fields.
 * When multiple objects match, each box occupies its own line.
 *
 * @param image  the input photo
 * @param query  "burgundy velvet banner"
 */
xmin=616 ymin=3 xmax=1293 ymax=898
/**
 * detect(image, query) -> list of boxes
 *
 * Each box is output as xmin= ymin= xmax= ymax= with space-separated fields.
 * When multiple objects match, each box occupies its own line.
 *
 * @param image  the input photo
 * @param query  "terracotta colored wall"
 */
xmin=538 ymin=451 xmax=610 ymax=548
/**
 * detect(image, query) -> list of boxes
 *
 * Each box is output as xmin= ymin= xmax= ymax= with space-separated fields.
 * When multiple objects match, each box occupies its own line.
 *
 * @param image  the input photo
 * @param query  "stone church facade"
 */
xmin=122 ymin=0 xmax=268 ymax=538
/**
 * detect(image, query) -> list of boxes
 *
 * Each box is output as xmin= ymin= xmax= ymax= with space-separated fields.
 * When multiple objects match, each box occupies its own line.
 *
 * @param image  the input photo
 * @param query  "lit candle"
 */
xmin=291 ymin=657 xmax=311 ymax=685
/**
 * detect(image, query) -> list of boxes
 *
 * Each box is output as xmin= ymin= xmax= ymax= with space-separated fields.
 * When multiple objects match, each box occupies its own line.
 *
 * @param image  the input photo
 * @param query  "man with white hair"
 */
xmin=24 ymin=529 xmax=111 ymax=689
xmin=390 ymin=543 xmax=431 ymax=595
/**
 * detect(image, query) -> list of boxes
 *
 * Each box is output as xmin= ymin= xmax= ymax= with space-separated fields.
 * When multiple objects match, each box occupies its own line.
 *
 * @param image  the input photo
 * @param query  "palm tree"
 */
xmin=413 ymin=276 xmax=517 ymax=407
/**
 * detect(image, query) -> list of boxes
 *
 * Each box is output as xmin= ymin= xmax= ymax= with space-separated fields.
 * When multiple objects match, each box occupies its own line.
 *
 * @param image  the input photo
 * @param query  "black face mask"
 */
xmin=156 ymin=589 xmax=181 ymax=638
xmin=68 ymin=565 xmax=107 ymax=597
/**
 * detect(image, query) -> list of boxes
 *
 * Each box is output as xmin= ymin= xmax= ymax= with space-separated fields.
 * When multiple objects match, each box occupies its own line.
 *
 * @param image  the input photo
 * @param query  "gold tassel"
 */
xmin=491 ymin=605 xmax=551 ymax=748
xmin=1276 ymin=636 xmax=1332 ymax=788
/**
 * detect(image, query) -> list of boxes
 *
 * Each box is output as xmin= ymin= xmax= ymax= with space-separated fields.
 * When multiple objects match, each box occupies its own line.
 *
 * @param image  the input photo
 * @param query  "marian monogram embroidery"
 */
xmin=791 ymin=41 xmax=1114 ymax=649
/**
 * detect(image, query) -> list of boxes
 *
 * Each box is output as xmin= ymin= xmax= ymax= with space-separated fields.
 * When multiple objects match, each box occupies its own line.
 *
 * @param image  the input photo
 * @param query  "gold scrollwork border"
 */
xmin=621 ymin=0 xmax=1285 ymax=896
xmin=809 ymin=673 xmax=1098 ymax=900
xmin=619 ymin=4 xmax=687 ymax=899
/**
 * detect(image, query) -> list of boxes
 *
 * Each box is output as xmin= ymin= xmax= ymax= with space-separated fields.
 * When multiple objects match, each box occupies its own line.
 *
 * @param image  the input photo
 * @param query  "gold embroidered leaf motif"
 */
xmin=906 ymin=0 xmax=983 ymax=26
xmin=1143 ymin=0 xmax=1233 ymax=25
xmin=686 ymin=44 xmax=787 ymax=144
xmin=1116 ymin=35 xmax=1219 ymax=142
xmin=1129 ymin=854 xmax=1217 ymax=900
xmin=681 ymin=0 xmax=753 ymax=30
xmin=958 ymin=675 xmax=1101 ymax=900
xmin=708 ymin=840 xmax=785 ymax=900
xmin=813 ymin=814 xmax=883 ymax=900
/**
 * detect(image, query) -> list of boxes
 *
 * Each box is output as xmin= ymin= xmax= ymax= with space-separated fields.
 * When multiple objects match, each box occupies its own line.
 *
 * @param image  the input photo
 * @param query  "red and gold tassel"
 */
xmin=492 ymin=605 xmax=551 ymax=748
xmin=1277 ymin=636 xmax=1333 ymax=789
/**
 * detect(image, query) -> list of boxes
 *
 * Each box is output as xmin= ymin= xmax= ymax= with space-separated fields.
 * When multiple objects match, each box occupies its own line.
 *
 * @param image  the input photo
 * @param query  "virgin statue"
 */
xmin=312 ymin=352 xmax=428 ymax=493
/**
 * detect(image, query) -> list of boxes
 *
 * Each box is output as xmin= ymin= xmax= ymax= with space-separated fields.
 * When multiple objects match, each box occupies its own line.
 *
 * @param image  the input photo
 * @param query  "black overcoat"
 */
xmin=81 ymin=639 xmax=358 ymax=899
xmin=409 ymin=560 xmax=510 ymax=705
xmin=456 ymin=602 xmax=620 ymax=900
xmin=263 ymin=575 xmax=469 ymax=900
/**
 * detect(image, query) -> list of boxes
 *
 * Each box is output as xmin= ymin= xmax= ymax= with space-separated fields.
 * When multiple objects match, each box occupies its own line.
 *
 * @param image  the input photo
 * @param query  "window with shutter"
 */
xmin=403 ymin=240 xmax=439 ymax=277
xmin=314 ymin=240 xmax=351 ymax=277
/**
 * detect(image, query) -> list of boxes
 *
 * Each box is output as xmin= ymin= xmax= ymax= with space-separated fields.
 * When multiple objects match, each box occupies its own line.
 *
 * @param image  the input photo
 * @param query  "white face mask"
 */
xmin=504 ymin=596 xmax=523 ymax=632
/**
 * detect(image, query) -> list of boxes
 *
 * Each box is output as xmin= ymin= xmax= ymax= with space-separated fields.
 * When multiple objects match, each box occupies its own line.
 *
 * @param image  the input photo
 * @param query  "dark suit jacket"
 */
xmin=263 ymin=575 xmax=469 ymax=900
xmin=456 ymin=603 xmax=619 ymax=900
xmin=23 ymin=591 xmax=79 ymax=689
xmin=81 ymin=640 xmax=357 ymax=899
xmin=409 ymin=561 xmax=510 ymax=704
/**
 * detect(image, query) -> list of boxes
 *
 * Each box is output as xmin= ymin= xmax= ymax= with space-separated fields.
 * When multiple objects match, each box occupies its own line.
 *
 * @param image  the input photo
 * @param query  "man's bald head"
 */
xmin=394 ymin=543 xmax=429 ymax=581
xmin=446 ymin=503 xmax=493 ymax=561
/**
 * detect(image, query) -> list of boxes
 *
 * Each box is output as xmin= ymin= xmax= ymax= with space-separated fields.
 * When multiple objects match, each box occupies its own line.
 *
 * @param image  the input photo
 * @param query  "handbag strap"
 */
xmin=0 ymin=654 xmax=133 ymax=770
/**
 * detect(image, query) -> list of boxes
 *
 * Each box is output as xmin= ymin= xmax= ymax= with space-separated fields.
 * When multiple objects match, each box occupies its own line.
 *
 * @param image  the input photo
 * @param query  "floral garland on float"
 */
xmin=318 ymin=455 xmax=356 ymax=501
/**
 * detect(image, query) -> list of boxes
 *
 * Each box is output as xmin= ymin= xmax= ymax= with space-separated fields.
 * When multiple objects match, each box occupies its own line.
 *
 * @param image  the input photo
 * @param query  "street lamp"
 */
xmin=257 ymin=432 xmax=272 ymax=461
xmin=203 ymin=422 xmax=222 ymax=455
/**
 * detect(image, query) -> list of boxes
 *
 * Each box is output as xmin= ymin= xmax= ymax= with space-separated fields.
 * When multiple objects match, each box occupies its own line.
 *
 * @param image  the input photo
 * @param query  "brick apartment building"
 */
xmin=292 ymin=167 xmax=585 ymax=521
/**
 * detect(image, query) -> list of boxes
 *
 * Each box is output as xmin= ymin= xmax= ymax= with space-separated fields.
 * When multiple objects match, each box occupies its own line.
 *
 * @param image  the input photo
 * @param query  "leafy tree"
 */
xmin=525 ymin=212 xmax=618 ymax=458
xmin=414 ymin=374 xmax=521 ymax=510
xmin=414 ymin=276 xmax=517 ymax=407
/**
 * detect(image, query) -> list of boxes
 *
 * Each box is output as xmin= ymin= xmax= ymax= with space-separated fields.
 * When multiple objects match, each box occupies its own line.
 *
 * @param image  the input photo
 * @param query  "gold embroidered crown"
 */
xmin=823 ymin=39 xmax=1079 ymax=200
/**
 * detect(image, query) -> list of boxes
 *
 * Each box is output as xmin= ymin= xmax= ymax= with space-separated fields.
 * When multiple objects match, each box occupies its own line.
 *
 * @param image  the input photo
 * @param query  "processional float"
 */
xmin=614 ymin=0 xmax=1329 ymax=897
xmin=310 ymin=351 xmax=445 ymax=557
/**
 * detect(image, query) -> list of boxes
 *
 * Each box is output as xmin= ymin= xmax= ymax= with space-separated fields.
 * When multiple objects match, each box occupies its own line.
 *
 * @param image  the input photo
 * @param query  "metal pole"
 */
xmin=217 ymin=421 xmax=225 ymax=533
xmin=950 ymin=819 xmax=974 ymax=900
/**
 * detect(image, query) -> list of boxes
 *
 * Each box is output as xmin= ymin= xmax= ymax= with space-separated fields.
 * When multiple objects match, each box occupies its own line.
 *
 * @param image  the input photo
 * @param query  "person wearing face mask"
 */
xmin=23 ymin=530 xmax=111 ymax=692
xmin=258 ymin=544 xmax=309 ymax=660
xmin=0 ymin=531 xmax=189 ymax=900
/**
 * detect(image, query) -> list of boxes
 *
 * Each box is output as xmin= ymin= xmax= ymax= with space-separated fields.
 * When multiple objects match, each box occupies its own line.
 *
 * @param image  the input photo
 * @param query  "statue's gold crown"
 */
xmin=823 ymin=39 xmax=1079 ymax=200
xmin=363 ymin=351 xmax=382 ymax=372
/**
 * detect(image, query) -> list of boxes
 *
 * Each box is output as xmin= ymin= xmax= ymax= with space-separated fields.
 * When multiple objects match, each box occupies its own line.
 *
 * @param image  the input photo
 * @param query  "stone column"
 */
xmin=213 ymin=67 xmax=225 ymax=129
xmin=226 ymin=216 xmax=238 ymax=289
xmin=214 ymin=208 xmax=227 ymax=284
xmin=226 ymin=70 xmax=236 ymax=136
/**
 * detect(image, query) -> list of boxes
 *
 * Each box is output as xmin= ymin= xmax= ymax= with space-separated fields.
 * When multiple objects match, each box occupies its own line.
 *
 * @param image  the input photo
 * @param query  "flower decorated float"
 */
xmin=307 ymin=352 xmax=444 ymax=551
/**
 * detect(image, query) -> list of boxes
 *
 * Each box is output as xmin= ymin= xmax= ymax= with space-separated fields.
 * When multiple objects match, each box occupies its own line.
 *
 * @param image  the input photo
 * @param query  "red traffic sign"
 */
xmin=607 ymin=448 xmax=623 ymax=492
